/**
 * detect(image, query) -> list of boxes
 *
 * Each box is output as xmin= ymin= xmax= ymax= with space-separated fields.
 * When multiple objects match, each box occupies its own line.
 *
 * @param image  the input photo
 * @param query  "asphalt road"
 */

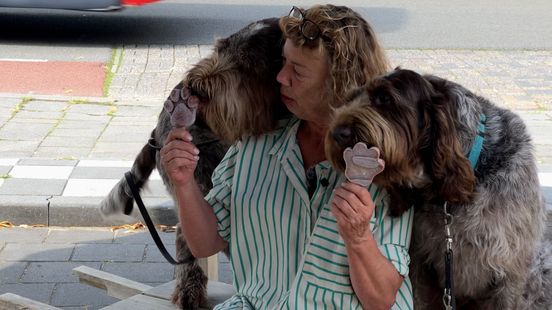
xmin=0 ymin=0 xmax=551 ymax=49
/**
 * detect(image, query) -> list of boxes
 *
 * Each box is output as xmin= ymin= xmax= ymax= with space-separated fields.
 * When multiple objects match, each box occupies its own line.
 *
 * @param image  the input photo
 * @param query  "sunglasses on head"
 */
xmin=288 ymin=6 xmax=329 ymax=42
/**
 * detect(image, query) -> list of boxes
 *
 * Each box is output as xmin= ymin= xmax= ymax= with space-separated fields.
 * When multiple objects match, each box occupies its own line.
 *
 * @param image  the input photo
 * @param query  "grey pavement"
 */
xmin=0 ymin=45 xmax=552 ymax=309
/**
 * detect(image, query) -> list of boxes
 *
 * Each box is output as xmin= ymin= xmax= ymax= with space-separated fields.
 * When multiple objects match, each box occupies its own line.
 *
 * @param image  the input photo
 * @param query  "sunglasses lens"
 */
xmin=289 ymin=7 xmax=303 ymax=19
xmin=301 ymin=20 xmax=320 ymax=41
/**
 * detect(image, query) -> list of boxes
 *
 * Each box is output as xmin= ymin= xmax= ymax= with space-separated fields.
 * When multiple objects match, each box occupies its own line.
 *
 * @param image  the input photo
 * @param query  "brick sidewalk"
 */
xmin=0 ymin=226 xmax=231 ymax=309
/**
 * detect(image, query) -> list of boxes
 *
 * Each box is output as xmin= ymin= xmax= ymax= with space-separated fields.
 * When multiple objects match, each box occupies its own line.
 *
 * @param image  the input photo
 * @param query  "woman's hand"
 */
xmin=330 ymin=182 xmax=375 ymax=246
xmin=160 ymin=128 xmax=200 ymax=187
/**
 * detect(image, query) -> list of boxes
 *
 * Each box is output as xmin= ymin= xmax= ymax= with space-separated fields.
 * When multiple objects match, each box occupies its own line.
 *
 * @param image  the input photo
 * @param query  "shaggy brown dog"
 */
xmin=326 ymin=68 xmax=552 ymax=309
xmin=100 ymin=18 xmax=286 ymax=308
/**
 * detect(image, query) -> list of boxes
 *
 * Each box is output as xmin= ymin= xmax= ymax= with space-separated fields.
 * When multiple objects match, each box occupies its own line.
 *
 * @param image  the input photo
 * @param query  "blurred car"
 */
xmin=0 ymin=0 xmax=160 ymax=11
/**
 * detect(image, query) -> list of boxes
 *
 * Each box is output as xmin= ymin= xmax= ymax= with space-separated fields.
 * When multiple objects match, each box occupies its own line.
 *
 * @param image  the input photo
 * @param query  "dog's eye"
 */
xmin=373 ymin=92 xmax=393 ymax=107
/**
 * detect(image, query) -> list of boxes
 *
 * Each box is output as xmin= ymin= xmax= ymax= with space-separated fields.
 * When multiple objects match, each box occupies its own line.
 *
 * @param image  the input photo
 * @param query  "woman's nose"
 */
xmin=276 ymin=66 xmax=290 ymax=86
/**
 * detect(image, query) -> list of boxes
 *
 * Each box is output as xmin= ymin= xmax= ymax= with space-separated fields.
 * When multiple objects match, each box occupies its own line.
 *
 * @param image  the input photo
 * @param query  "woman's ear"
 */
xmin=427 ymin=95 xmax=475 ymax=203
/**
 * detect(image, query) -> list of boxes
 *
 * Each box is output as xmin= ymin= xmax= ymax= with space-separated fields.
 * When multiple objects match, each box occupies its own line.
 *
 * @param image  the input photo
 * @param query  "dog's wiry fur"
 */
xmin=100 ymin=18 xmax=285 ymax=309
xmin=326 ymin=68 xmax=552 ymax=309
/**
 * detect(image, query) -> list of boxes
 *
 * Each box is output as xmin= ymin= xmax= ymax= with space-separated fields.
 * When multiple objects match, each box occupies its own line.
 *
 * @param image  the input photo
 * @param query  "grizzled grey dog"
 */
xmin=325 ymin=68 xmax=552 ymax=309
xmin=100 ymin=18 xmax=285 ymax=309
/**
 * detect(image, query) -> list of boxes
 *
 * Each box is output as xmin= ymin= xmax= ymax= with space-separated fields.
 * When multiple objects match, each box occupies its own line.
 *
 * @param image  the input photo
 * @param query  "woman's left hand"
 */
xmin=330 ymin=182 xmax=375 ymax=245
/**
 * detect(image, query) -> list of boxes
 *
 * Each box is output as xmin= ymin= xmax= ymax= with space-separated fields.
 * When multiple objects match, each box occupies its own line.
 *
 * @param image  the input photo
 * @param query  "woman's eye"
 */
xmin=293 ymin=67 xmax=303 ymax=78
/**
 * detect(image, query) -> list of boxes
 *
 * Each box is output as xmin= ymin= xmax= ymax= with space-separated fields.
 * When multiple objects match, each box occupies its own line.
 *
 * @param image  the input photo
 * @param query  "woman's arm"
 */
xmin=161 ymin=128 xmax=228 ymax=257
xmin=346 ymin=233 xmax=403 ymax=309
xmin=331 ymin=182 xmax=403 ymax=310
xmin=175 ymin=180 xmax=228 ymax=257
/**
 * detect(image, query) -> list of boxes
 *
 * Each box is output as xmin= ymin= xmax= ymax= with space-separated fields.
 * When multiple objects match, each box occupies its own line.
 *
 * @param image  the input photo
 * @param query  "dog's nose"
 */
xmin=331 ymin=125 xmax=353 ymax=147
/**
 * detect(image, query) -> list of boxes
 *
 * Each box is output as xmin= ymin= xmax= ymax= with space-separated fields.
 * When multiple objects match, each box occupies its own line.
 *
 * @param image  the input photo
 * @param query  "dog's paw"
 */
xmin=99 ymin=181 xmax=140 ymax=224
xmin=165 ymin=85 xmax=198 ymax=129
xmin=343 ymin=142 xmax=385 ymax=186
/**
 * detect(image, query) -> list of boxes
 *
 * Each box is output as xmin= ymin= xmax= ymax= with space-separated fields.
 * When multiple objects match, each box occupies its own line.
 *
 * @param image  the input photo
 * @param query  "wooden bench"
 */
xmin=0 ymin=255 xmax=235 ymax=310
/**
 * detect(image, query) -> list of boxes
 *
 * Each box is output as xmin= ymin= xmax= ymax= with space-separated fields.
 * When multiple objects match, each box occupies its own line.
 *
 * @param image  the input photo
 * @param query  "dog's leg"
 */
xmin=171 ymin=224 xmax=209 ymax=309
xmin=100 ymin=134 xmax=157 ymax=220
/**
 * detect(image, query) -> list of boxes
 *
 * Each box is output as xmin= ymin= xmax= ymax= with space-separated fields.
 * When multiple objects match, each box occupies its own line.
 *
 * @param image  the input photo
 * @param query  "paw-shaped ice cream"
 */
xmin=343 ymin=142 xmax=385 ymax=186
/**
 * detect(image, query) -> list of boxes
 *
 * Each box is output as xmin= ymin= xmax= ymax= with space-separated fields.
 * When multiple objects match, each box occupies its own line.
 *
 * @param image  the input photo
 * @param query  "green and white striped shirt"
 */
xmin=205 ymin=117 xmax=414 ymax=309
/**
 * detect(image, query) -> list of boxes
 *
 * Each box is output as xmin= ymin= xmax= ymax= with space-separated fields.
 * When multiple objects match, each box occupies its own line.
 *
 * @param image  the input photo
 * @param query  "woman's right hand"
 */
xmin=160 ymin=128 xmax=200 ymax=187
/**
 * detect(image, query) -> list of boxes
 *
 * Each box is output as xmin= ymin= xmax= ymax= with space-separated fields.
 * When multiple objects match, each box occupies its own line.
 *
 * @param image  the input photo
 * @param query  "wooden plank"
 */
xmin=0 ymin=293 xmax=62 ymax=310
xmin=198 ymin=254 xmax=219 ymax=281
xmin=100 ymin=294 xmax=177 ymax=310
xmin=72 ymin=266 xmax=152 ymax=300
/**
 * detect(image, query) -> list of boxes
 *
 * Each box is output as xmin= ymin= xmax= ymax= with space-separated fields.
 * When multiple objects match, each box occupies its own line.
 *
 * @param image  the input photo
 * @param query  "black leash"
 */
xmin=124 ymin=171 xmax=184 ymax=265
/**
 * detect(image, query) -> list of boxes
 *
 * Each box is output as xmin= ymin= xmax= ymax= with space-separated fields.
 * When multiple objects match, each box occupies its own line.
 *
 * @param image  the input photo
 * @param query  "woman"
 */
xmin=161 ymin=4 xmax=413 ymax=309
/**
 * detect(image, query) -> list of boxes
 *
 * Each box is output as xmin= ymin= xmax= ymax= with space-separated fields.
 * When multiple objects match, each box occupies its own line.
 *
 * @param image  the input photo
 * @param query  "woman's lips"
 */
xmin=281 ymin=94 xmax=294 ymax=105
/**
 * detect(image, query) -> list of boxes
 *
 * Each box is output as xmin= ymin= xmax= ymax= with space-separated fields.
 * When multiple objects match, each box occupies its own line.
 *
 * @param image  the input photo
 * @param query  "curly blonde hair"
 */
xmin=280 ymin=4 xmax=390 ymax=108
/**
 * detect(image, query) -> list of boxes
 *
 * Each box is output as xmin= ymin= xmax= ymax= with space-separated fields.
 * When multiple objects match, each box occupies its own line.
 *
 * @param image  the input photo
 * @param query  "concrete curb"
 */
xmin=0 ymin=195 xmax=177 ymax=227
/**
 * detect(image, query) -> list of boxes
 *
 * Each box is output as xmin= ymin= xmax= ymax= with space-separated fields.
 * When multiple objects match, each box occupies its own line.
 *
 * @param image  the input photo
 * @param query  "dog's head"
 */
xmin=184 ymin=18 xmax=287 ymax=143
xmin=326 ymin=68 xmax=475 ymax=212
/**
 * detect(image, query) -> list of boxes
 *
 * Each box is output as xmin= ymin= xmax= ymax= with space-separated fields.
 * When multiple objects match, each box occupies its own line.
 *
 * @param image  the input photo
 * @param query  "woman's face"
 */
xmin=277 ymin=39 xmax=332 ymax=125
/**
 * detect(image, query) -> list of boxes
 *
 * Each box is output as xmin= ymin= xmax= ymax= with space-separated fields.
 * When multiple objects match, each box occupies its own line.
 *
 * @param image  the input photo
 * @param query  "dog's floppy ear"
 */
xmin=426 ymin=92 xmax=475 ymax=204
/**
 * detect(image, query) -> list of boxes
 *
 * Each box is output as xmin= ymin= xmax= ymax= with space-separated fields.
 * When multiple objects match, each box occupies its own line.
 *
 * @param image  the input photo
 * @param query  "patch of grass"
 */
xmin=68 ymin=99 xmax=90 ymax=105
xmin=10 ymin=97 xmax=33 ymax=118
xmin=57 ymin=156 xmax=77 ymax=161
xmin=107 ymin=106 xmax=118 ymax=116
xmin=0 ymin=174 xmax=11 ymax=179
xmin=103 ymin=47 xmax=124 ymax=97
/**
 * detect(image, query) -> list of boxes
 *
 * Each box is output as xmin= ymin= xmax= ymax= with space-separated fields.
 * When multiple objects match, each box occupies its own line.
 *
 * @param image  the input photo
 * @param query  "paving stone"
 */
xmin=12 ymin=110 xmax=63 ymax=120
xmin=0 ymin=243 xmax=74 ymax=262
xmin=0 ymin=122 xmax=53 ymax=140
xmin=8 ymin=116 xmax=58 ymax=124
xmin=0 ymin=283 xmax=55 ymax=304
xmin=63 ymin=112 xmax=111 ymax=122
xmin=0 ymin=227 xmax=49 ymax=243
xmin=0 ymin=97 xmax=21 ymax=107
xmin=17 ymin=158 xmax=78 ymax=166
xmin=44 ymin=228 xmax=114 ymax=244
xmin=23 ymin=100 xmax=67 ymax=112
xmin=144 ymin=243 xmax=177 ymax=263
xmin=71 ymin=243 xmax=145 ymax=262
xmin=219 ymin=263 xmax=233 ymax=285
xmin=56 ymin=119 xmax=109 ymax=129
xmin=65 ymin=104 xmax=113 ymax=116
xmin=0 ymin=262 xmax=28 ymax=284
xmin=61 ymin=179 xmax=118 ymax=197
xmin=9 ymin=165 xmax=74 ymax=179
xmin=41 ymin=136 xmax=97 ymax=148
xmin=114 ymin=230 xmax=176 ymax=245
xmin=0 ymin=166 xmax=11 ymax=175
xmin=98 ymin=125 xmax=152 ymax=143
xmin=0 ymin=140 xmax=41 ymax=157
xmin=0 ymin=178 xmax=66 ymax=196
xmin=20 ymin=261 xmax=101 ymax=283
xmin=0 ymin=159 xmax=18 ymax=166
xmin=33 ymin=147 xmax=92 ymax=159
xmin=69 ymin=166 xmax=129 ymax=179
xmin=101 ymin=262 xmax=175 ymax=284
xmin=76 ymin=159 xmax=133 ymax=168
xmin=49 ymin=128 xmax=103 ymax=138
xmin=50 ymin=282 xmax=118 ymax=308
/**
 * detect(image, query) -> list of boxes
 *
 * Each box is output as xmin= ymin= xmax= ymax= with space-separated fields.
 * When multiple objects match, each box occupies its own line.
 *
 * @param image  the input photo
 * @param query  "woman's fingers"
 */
xmin=162 ymin=147 xmax=199 ymax=164
xmin=164 ymin=157 xmax=198 ymax=171
xmin=164 ymin=127 xmax=193 ymax=145
xmin=339 ymin=182 xmax=373 ymax=207
xmin=331 ymin=191 xmax=358 ymax=218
